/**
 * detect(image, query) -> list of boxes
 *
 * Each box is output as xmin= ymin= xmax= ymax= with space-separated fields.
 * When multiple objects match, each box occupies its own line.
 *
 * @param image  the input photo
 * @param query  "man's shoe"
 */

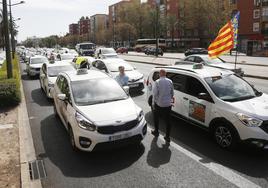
xmin=164 ymin=136 xmax=170 ymax=143
xmin=151 ymin=130 xmax=159 ymax=137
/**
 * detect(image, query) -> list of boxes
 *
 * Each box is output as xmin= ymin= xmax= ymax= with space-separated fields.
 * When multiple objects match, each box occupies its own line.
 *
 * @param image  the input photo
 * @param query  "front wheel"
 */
xmin=213 ymin=123 xmax=238 ymax=150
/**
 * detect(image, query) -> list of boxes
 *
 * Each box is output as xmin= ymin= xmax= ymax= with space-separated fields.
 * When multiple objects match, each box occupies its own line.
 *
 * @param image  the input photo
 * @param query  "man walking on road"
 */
xmin=152 ymin=69 xmax=174 ymax=143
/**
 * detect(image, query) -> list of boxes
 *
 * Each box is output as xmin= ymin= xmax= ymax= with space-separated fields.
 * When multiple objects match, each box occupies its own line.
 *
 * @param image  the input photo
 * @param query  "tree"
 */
xmin=166 ymin=14 xmax=177 ymax=47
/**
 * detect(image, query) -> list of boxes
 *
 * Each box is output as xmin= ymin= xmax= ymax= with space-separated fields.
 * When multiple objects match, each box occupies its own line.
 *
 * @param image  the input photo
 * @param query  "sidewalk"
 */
xmin=119 ymin=54 xmax=268 ymax=80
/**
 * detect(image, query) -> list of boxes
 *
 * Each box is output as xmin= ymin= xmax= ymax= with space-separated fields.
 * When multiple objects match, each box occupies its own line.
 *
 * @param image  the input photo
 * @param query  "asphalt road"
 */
xmin=20 ymin=61 xmax=268 ymax=188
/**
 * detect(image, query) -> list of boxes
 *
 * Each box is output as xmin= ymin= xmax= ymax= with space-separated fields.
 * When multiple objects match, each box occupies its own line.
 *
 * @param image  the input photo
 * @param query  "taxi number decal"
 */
xmin=189 ymin=101 xmax=206 ymax=122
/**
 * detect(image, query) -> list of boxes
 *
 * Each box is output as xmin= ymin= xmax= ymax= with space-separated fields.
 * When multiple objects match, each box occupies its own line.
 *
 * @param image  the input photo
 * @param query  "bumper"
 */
xmin=233 ymin=119 xmax=268 ymax=142
xmin=73 ymin=118 xmax=147 ymax=152
xmin=29 ymin=69 xmax=40 ymax=76
xmin=128 ymin=81 xmax=144 ymax=91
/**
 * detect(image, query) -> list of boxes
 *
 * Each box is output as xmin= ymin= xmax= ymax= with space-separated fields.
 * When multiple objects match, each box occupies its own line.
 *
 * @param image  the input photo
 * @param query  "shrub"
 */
xmin=0 ymin=55 xmax=21 ymax=107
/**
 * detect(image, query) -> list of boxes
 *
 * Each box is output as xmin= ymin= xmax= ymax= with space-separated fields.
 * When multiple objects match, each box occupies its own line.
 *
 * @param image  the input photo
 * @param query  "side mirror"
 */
xmin=57 ymin=93 xmax=66 ymax=101
xmin=123 ymin=86 xmax=130 ymax=95
xmin=197 ymin=93 xmax=213 ymax=102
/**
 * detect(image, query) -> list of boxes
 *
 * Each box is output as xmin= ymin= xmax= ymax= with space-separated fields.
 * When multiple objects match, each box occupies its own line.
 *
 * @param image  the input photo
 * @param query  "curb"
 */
xmin=125 ymin=59 xmax=268 ymax=80
xmin=19 ymin=81 xmax=42 ymax=188
xmin=122 ymin=54 xmax=268 ymax=67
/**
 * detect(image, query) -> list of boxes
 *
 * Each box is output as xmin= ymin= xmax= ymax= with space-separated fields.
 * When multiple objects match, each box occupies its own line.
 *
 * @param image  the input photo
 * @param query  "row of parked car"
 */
xmin=18 ymin=46 xmax=268 ymax=151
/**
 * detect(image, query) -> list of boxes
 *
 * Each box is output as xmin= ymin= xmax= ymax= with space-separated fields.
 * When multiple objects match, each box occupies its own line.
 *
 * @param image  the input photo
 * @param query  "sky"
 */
xmin=12 ymin=0 xmax=123 ymax=42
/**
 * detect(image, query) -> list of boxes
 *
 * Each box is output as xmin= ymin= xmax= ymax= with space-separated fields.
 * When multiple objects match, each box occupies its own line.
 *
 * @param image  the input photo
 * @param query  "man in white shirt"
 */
xmin=152 ymin=69 xmax=174 ymax=143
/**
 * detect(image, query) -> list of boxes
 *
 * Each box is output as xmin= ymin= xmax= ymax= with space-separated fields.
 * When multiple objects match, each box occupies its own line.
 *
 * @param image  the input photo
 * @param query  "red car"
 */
xmin=116 ymin=47 xmax=128 ymax=54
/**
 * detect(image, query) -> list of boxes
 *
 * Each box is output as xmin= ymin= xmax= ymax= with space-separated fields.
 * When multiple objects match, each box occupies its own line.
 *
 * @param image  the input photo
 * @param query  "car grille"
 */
xmin=97 ymin=119 xmax=138 ymax=135
xmin=260 ymin=121 xmax=268 ymax=134
xmin=129 ymin=78 xmax=142 ymax=83
xmin=35 ymin=68 xmax=40 ymax=71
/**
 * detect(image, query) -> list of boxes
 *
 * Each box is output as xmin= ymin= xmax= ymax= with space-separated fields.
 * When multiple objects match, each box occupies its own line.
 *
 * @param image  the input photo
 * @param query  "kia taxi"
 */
xmin=53 ymin=69 xmax=147 ymax=152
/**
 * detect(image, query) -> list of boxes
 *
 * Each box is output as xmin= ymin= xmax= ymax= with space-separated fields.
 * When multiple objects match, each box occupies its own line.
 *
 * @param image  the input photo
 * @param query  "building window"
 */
xmin=262 ymin=7 xmax=268 ymax=16
xmin=254 ymin=0 xmax=261 ymax=6
xmin=229 ymin=0 xmax=237 ymax=4
xmin=254 ymin=9 xmax=260 ymax=19
xmin=253 ymin=22 xmax=260 ymax=32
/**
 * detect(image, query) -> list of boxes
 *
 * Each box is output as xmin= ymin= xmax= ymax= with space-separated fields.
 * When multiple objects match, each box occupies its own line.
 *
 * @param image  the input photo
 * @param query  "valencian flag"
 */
xmin=208 ymin=12 xmax=240 ymax=58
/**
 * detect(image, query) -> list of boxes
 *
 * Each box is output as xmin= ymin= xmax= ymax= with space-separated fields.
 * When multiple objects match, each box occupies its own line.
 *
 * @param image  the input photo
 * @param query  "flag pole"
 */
xmin=234 ymin=47 xmax=238 ymax=70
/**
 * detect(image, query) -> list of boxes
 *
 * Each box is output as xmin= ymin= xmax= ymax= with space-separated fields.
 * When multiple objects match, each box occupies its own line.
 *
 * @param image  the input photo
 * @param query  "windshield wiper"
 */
xmin=223 ymin=95 xmax=256 ymax=102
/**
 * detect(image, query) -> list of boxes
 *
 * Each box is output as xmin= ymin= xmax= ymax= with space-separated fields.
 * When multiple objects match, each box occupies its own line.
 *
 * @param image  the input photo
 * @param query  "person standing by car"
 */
xmin=115 ymin=66 xmax=129 ymax=87
xmin=152 ymin=69 xmax=174 ymax=143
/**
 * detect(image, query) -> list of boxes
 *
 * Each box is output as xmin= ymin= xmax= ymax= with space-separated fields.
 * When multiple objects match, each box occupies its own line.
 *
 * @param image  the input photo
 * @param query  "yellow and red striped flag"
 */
xmin=208 ymin=12 xmax=240 ymax=58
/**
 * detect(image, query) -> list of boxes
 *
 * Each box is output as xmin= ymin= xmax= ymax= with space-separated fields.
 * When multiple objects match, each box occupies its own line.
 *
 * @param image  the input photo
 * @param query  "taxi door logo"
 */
xmin=189 ymin=101 xmax=206 ymax=122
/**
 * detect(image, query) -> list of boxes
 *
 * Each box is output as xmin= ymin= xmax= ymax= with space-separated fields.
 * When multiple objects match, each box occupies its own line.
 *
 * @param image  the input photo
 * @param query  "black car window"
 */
xmin=61 ymin=77 xmax=71 ymax=101
xmin=186 ymin=76 xmax=209 ymax=97
xmin=185 ymin=56 xmax=195 ymax=62
xmin=195 ymin=57 xmax=203 ymax=63
xmin=152 ymin=72 xmax=160 ymax=81
xmin=96 ymin=61 xmax=106 ymax=70
xmin=167 ymin=73 xmax=187 ymax=92
xmin=56 ymin=75 xmax=64 ymax=90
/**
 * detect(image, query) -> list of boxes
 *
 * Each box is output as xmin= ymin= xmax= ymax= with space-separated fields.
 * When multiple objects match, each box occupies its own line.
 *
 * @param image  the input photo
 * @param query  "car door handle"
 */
xmin=183 ymin=97 xmax=188 ymax=101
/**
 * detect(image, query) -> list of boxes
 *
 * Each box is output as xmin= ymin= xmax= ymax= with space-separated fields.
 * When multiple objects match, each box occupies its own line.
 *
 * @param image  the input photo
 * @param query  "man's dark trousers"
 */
xmin=153 ymin=103 xmax=172 ymax=138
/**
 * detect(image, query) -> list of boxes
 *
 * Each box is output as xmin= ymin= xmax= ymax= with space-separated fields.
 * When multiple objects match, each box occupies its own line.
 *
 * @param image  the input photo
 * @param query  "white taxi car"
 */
xmin=146 ymin=63 xmax=268 ymax=149
xmin=26 ymin=55 xmax=49 ymax=77
xmin=39 ymin=61 xmax=75 ymax=98
xmin=53 ymin=69 xmax=147 ymax=152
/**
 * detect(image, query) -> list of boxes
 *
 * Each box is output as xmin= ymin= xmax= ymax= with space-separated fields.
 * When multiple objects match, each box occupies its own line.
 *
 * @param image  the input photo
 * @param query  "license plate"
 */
xmin=129 ymin=84 xmax=139 ymax=88
xmin=109 ymin=133 xmax=131 ymax=141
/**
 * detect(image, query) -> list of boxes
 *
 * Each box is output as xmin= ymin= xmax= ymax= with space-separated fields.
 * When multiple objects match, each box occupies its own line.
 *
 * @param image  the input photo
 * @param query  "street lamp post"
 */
xmin=9 ymin=0 xmax=25 ymax=59
xmin=2 ymin=0 xmax=12 ymax=78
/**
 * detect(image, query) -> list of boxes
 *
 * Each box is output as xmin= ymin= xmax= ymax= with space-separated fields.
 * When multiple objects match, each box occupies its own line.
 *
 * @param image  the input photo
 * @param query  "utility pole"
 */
xmin=9 ymin=0 xmax=15 ymax=59
xmin=2 ymin=0 xmax=12 ymax=78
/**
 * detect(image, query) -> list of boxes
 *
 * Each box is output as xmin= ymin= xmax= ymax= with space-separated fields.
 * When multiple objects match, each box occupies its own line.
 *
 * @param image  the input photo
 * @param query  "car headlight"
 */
xmin=236 ymin=113 xmax=263 ymax=127
xmin=137 ymin=111 xmax=144 ymax=122
xmin=75 ymin=112 xmax=96 ymax=131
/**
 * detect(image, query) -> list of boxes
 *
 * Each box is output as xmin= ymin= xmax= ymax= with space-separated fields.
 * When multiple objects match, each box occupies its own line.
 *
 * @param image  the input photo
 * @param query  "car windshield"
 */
xmin=106 ymin=63 xmax=134 ymax=72
xmin=205 ymin=74 xmax=260 ymax=102
xmin=203 ymin=57 xmax=223 ymax=64
xmin=72 ymin=78 xmax=128 ymax=106
xmin=31 ymin=57 xmax=48 ymax=64
xmin=80 ymin=44 xmax=95 ymax=49
xmin=47 ymin=65 xmax=74 ymax=77
xmin=101 ymin=48 xmax=116 ymax=54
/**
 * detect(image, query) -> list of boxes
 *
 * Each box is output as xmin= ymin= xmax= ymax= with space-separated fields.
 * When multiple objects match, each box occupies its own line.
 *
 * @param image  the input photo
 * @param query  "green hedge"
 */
xmin=0 ymin=55 xmax=21 ymax=107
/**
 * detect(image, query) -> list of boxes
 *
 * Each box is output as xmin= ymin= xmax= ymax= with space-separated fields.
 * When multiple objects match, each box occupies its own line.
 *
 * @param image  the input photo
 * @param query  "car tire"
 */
xmin=69 ymin=127 xmax=78 ymax=152
xmin=213 ymin=122 xmax=238 ymax=150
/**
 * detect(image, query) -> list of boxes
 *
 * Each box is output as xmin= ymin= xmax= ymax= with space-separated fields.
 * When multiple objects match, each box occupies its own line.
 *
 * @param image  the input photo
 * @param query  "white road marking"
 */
xmin=147 ymin=127 xmax=260 ymax=188
xmin=0 ymin=124 xmax=13 ymax=129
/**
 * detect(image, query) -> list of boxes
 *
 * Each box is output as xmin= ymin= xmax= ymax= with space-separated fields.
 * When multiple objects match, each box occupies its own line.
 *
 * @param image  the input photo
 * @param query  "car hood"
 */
xmin=77 ymin=98 xmax=139 ymax=126
xmin=229 ymin=93 xmax=268 ymax=120
xmin=29 ymin=64 xmax=42 ymax=68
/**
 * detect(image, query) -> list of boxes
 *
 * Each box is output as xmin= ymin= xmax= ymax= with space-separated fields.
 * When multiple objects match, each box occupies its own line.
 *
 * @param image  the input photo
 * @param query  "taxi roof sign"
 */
xmin=76 ymin=68 xmax=88 ymax=75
